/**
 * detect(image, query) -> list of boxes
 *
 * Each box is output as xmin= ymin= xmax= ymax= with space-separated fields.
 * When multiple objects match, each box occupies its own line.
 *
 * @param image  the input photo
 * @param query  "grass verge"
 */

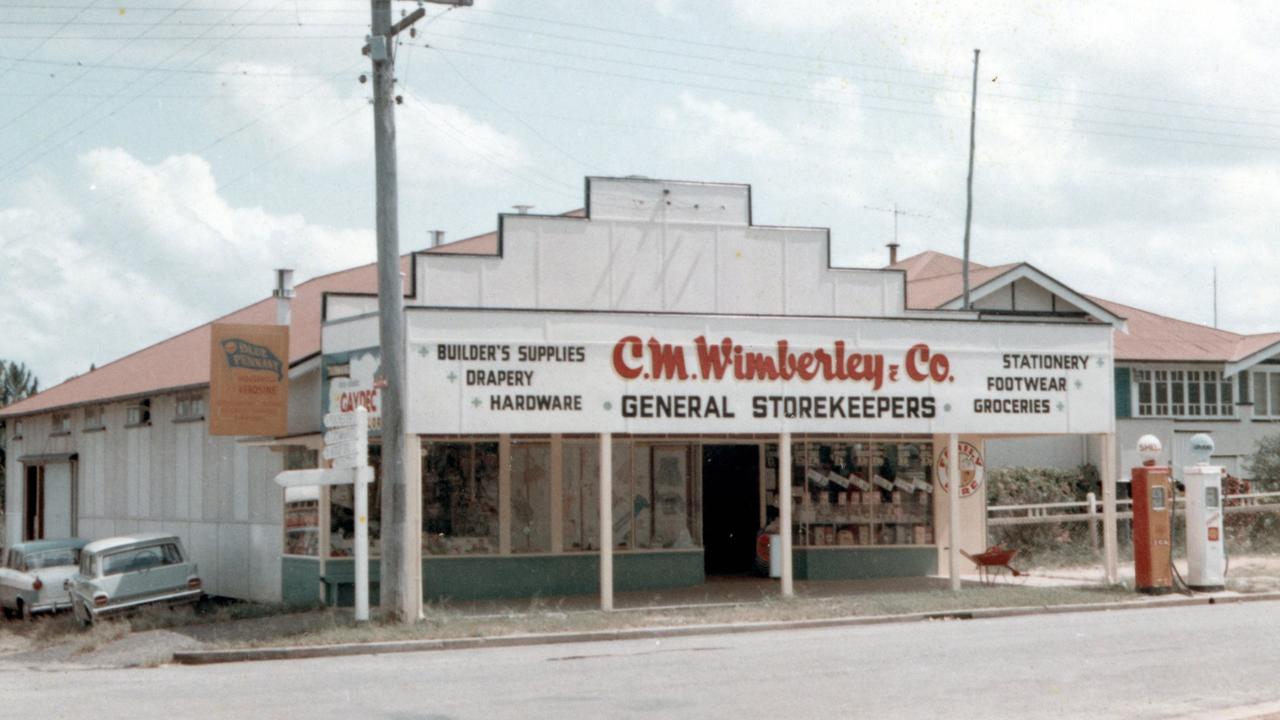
xmin=206 ymin=585 xmax=1132 ymax=651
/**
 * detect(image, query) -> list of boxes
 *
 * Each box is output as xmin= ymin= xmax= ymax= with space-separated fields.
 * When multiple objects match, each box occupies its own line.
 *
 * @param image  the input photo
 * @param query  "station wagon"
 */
xmin=66 ymin=533 xmax=202 ymax=626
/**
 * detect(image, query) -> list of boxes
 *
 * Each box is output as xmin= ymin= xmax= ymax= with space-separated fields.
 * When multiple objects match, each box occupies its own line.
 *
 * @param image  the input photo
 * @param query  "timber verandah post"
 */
xmin=599 ymin=432 xmax=614 ymax=611
xmin=779 ymin=432 xmax=794 ymax=597
xmin=948 ymin=433 xmax=963 ymax=591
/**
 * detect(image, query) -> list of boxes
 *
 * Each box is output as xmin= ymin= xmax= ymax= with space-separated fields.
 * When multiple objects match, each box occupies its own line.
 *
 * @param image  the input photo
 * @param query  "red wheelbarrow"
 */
xmin=960 ymin=545 xmax=1027 ymax=586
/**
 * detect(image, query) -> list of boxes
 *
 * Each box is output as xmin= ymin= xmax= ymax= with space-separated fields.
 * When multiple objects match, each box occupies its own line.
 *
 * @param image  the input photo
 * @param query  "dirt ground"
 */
xmin=1022 ymin=553 xmax=1280 ymax=593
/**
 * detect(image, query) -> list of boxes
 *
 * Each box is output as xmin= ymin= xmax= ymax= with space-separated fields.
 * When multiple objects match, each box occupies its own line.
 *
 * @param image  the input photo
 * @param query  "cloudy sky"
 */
xmin=2 ymin=1 xmax=1279 ymax=387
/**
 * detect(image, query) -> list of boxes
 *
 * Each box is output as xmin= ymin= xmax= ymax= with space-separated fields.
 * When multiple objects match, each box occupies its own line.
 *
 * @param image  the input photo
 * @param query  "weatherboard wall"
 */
xmin=7 ymin=392 xmax=285 ymax=603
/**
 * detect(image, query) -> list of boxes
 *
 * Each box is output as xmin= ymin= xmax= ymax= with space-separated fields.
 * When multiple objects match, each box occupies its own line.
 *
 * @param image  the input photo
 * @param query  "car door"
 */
xmin=0 ymin=550 xmax=17 ymax=608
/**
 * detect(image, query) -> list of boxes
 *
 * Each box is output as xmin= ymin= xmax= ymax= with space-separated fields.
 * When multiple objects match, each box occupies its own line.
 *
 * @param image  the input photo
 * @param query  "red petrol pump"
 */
xmin=1132 ymin=434 xmax=1173 ymax=594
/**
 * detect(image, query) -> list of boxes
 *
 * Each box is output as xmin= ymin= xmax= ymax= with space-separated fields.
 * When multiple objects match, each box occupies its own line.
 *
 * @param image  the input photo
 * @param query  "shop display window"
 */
xmin=563 ymin=441 xmax=693 ymax=551
xmin=510 ymin=441 xmax=552 ymax=553
xmin=422 ymin=441 xmax=499 ymax=555
xmin=788 ymin=440 xmax=934 ymax=547
xmin=330 ymin=444 xmax=381 ymax=558
xmin=282 ymin=447 xmax=319 ymax=557
xmin=562 ymin=442 xmax=601 ymax=550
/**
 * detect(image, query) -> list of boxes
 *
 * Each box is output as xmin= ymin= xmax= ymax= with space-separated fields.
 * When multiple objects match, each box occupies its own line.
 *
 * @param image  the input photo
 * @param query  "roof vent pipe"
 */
xmin=512 ymin=204 xmax=533 ymax=215
xmin=430 ymin=230 xmax=445 ymax=247
xmin=273 ymin=268 xmax=294 ymax=326
xmin=887 ymin=242 xmax=900 ymax=265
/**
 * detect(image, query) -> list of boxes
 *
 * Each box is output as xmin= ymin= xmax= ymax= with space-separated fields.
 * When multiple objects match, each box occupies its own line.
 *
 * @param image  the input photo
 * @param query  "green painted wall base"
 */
xmin=281 ymin=556 xmax=322 ymax=606
xmin=424 ymin=550 xmax=705 ymax=602
xmin=282 ymin=551 xmax=705 ymax=606
xmin=792 ymin=547 xmax=937 ymax=581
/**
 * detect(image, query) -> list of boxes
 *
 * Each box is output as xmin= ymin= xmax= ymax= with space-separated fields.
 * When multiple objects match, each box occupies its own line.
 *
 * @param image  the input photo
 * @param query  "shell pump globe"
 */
xmin=1188 ymin=433 xmax=1215 ymax=466
xmin=1136 ymin=434 xmax=1163 ymax=467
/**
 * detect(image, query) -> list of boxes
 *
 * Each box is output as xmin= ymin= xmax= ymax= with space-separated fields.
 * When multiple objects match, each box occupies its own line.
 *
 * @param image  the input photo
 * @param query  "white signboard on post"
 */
xmin=384 ymin=309 xmax=1115 ymax=436
xmin=274 ymin=407 xmax=371 ymax=622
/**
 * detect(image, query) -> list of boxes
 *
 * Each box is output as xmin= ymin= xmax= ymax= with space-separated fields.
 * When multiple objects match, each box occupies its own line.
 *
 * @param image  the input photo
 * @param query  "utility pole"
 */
xmin=366 ymin=0 xmax=469 ymax=624
xmin=368 ymin=0 xmax=413 ymax=625
xmin=961 ymin=48 xmax=980 ymax=310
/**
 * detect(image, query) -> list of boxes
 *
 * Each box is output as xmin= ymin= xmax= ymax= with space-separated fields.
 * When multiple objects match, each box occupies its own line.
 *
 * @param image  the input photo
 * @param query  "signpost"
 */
xmin=275 ymin=407 xmax=371 ymax=621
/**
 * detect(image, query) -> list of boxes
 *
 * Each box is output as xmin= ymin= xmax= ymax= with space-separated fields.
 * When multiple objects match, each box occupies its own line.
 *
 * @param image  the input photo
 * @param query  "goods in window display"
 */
xmin=848 ymin=473 xmax=872 ymax=492
xmin=423 ymin=442 xmax=500 ymax=555
xmin=652 ymin=446 xmax=690 ymax=548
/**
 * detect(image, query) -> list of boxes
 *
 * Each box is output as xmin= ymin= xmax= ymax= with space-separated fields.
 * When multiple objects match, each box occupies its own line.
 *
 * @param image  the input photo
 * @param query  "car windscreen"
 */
xmin=22 ymin=548 xmax=80 ymax=571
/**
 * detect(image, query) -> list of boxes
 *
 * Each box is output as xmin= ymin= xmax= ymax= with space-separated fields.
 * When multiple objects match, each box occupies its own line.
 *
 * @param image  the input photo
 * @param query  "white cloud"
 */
xmin=0 ymin=148 xmax=375 ymax=385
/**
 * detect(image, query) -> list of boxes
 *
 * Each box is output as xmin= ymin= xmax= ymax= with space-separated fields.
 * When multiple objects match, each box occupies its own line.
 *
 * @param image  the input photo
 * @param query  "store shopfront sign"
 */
xmin=340 ymin=309 xmax=1114 ymax=435
xmin=322 ymin=347 xmax=383 ymax=434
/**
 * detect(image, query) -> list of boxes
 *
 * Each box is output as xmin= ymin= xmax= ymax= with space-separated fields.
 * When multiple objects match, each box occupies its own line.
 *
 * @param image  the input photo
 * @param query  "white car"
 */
xmin=0 ymin=538 xmax=88 ymax=620
xmin=66 ymin=533 xmax=203 ymax=626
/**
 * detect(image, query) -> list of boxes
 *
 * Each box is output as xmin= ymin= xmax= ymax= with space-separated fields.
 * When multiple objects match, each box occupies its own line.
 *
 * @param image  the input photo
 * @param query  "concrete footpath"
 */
xmin=172 ymin=589 xmax=1280 ymax=666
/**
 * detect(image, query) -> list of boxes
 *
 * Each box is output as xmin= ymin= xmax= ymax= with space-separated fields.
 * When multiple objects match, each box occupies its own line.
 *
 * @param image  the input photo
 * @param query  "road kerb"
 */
xmin=171 ymin=590 xmax=1280 ymax=666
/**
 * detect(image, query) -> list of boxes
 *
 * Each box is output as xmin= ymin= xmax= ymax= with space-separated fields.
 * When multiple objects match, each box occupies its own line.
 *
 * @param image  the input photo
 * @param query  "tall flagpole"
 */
xmin=962 ymin=49 xmax=980 ymax=310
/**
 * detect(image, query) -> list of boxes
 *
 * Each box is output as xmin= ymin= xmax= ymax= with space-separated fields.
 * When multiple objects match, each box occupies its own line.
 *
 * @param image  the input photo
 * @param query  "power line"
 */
xmin=416 ymin=33 xmax=1280 ymax=145
xmin=406 ymin=43 xmax=964 ymax=124
xmin=0 ymin=0 xmax=96 ymax=83
xmin=400 ymin=94 xmax=578 ymax=196
xmin=0 ymin=19 xmax=368 ymax=27
xmin=464 ymin=9 xmax=965 ymax=83
xmin=0 ymin=33 xmax=355 ymax=40
xmin=435 ymin=51 xmax=594 ymax=172
xmin=0 ymin=0 xmax=285 ymax=181
xmin=0 ymin=54 xmax=345 ymax=77
xmin=0 ymin=0 xmax=201 ymax=137
xmin=420 ymin=34 xmax=946 ymax=114
xmin=1 ymin=2 xmax=367 ymax=10
xmin=415 ymin=43 xmax=1280 ymax=153
xmin=469 ymin=7 xmax=1280 ymax=119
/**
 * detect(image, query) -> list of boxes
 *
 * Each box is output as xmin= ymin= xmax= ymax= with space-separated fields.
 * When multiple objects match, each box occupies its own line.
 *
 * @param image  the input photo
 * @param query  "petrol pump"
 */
xmin=1182 ymin=433 xmax=1226 ymax=592
xmin=1131 ymin=434 xmax=1173 ymax=594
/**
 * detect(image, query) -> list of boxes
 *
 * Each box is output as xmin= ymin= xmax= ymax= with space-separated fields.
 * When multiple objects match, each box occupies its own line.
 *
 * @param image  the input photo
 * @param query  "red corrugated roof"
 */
xmin=893 ymin=250 xmax=1280 ymax=364
xmin=901 ymin=262 xmax=1019 ymax=310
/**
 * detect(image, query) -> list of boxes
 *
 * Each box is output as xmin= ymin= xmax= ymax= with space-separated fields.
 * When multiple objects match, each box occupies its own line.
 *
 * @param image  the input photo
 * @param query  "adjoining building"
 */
xmin=2 ymin=177 xmax=1121 ymax=604
xmin=889 ymin=251 xmax=1280 ymax=479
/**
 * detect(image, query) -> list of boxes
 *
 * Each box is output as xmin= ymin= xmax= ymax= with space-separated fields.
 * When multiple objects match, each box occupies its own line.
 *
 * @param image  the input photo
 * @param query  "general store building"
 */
xmin=2 ymin=177 xmax=1121 ymax=605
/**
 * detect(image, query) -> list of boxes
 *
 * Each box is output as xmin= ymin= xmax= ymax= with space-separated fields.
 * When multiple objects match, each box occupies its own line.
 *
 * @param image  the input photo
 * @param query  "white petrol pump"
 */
xmin=1182 ymin=433 xmax=1226 ymax=592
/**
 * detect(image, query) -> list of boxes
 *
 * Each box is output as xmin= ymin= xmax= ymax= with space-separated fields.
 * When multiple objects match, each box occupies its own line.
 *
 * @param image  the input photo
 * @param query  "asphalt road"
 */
xmin=10 ymin=601 xmax=1280 ymax=720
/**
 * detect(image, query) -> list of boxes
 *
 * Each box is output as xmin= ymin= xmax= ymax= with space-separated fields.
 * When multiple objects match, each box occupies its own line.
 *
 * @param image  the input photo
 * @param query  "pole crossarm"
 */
xmin=362 ymin=7 xmax=426 ymax=56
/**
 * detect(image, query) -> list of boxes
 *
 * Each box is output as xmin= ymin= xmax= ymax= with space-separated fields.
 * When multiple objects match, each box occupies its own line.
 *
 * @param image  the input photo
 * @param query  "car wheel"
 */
xmin=18 ymin=600 xmax=32 ymax=622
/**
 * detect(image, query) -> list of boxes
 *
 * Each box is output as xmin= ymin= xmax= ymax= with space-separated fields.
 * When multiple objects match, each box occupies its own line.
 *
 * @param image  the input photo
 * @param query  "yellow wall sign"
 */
xmin=209 ymin=323 xmax=289 ymax=437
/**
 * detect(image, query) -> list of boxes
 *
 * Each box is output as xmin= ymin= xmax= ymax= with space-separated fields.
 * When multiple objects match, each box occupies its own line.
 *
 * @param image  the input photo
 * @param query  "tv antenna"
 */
xmin=862 ymin=203 xmax=934 ymax=263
